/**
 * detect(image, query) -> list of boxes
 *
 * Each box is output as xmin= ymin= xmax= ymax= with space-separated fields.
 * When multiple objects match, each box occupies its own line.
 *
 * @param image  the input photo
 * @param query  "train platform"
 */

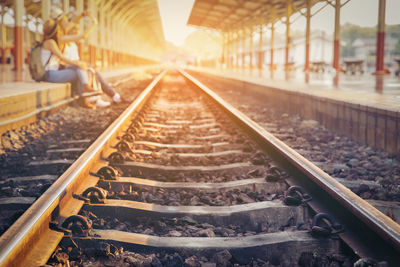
xmin=187 ymin=67 xmax=400 ymax=155
xmin=0 ymin=64 xmax=158 ymax=135
xmin=189 ymin=67 xmax=400 ymax=110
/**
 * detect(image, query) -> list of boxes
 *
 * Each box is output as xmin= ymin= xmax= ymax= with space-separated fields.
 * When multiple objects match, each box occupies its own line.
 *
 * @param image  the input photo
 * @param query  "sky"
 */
xmin=158 ymin=0 xmax=400 ymax=46
xmin=158 ymin=0 xmax=196 ymax=46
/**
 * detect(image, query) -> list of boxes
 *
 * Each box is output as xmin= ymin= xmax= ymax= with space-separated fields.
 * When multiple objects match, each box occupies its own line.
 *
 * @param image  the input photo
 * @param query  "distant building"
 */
xmin=254 ymin=30 xmax=333 ymax=68
xmin=352 ymin=36 xmax=398 ymax=68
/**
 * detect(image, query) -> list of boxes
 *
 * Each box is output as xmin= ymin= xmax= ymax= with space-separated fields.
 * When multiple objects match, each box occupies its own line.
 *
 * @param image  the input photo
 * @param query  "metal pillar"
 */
xmin=25 ymin=21 xmax=30 ymax=50
xmin=249 ymin=26 xmax=253 ymax=68
xmin=234 ymin=31 xmax=239 ymax=69
xmin=285 ymin=0 xmax=292 ymax=67
xmin=88 ymin=0 xmax=97 ymax=67
xmin=14 ymin=0 xmax=24 ymax=71
xmin=1 ymin=5 xmax=6 ymax=64
xmin=258 ymin=24 xmax=263 ymax=71
xmin=63 ymin=0 xmax=69 ymax=13
xmin=226 ymin=32 xmax=229 ymax=68
xmin=333 ymin=0 xmax=341 ymax=70
xmin=99 ymin=6 xmax=105 ymax=68
xmin=375 ymin=0 xmax=386 ymax=73
xmin=241 ymin=28 xmax=246 ymax=69
xmin=42 ymin=0 xmax=50 ymax=22
xmin=106 ymin=13 xmax=112 ymax=66
xmin=221 ymin=32 xmax=225 ymax=67
xmin=227 ymin=31 xmax=231 ymax=69
xmin=305 ymin=0 xmax=311 ymax=71
xmin=76 ymin=0 xmax=83 ymax=59
xmin=270 ymin=22 xmax=275 ymax=70
xmin=35 ymin=20 xmax=40 ymax=43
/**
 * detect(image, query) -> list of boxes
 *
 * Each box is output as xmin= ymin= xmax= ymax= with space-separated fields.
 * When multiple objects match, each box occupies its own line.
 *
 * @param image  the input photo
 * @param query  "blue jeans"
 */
xmin=95 ymin=70 xmax=117 ymax=97
xmin=70 ymin=66 xmax=117 ymax=97
xmin=46 ymin=67 xmax=89 ymax=96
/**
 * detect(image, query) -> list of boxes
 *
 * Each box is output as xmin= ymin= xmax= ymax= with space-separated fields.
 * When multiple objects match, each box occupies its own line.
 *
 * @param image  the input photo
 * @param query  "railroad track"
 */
xmin=0 ymin=70 xmax=399 ymax=266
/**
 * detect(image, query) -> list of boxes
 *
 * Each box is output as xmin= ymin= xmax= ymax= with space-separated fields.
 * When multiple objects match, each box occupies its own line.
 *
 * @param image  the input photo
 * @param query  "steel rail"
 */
xmin=1 ymin=68 xmax=399 ymax=265
xmin=179 ymin=69 xmax=400 ymax=264
xmin=0 ymin=70 xmax=166 ymax=267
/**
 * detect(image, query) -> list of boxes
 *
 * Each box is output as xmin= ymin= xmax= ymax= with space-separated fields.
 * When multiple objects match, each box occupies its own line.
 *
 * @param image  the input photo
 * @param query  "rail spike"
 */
xmin=354 ymin=258 xmax=388 ymax=267
xmin=107 ymin=151 xmax=125 ymax=164
xmin=283 ymin=186 xmax=312 ymax=206
xmin=96 ymin=166 xmax=119 ymax=180
xmin=121 ymin=133 xmax=135 ymax=143
xmin=127 ymin=125 xmax=140 ymax=135
xmin=61 ymin=215 xmax=93 ymax=237
xmin=81 ymin=186 xmax=108 ymax=204
xmin=114 ymin=140 xmax=133 ymax=153
xmin=311 ymin=213 xmax=344 ymax=237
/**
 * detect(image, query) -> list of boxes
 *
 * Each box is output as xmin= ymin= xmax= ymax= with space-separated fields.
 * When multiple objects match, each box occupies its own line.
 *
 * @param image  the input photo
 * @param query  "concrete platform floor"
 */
xmin=194 ymin=67 xmax=400 ymax=111
xmin=0 ymin=65 xmax=33 ymax=84
xmin=0 ymin=64 xmax=159 ymax=135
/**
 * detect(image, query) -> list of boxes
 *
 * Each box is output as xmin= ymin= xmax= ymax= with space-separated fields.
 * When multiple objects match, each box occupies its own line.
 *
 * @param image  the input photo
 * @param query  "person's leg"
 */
xmin=46 ymin=69 xmax=77 ymax=84
xmin=66 ymin=65 xmax=93 ymax=96
xmin=94 ymin=70 xmax=117 ymax=97
xmin=46 ymin=69 xmax=95 ymax=109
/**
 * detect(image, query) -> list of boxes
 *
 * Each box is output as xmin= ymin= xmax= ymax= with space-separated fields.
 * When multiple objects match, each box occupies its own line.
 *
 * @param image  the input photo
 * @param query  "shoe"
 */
xmin=87 ymin=95 xmax=100 ymax=103
xmin=79 ymin=97 xmax=96 ymax=109
xmin=96 ymin=98 xmax=111 ymax=108
xmin=113 ymin=93 xmax=131 ymax=103
xmin=83 ymin=84 xmax=95 ymax=93
xmin=112 ymin=93 xmax=122 ymax=103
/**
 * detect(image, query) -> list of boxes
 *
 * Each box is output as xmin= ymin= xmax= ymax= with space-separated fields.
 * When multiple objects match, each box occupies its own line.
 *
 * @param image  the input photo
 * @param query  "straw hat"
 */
xmin=51 ymin=7 xmax=67 ymax=21
xmin=43 ymin=19 xmax=58 ymax=38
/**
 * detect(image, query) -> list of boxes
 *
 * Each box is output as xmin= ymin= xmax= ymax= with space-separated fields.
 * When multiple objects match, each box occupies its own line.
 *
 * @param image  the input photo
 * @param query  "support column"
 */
xmin=99 ymin=7 xmax=105 ymax=68
xmin=35 ymin=20 xmax=40 ymax=43
xmin=231 ymin=31 xmax=236 ymax=69
xmin=241 ymin=28 xmax=245 ymax=69
xmin=113 ymin=19 xmax=118 ymax=65
xmin=305 ymin=0 xmax=311 ymax=71
xmin=270 ymin=22 xmax=275 ymax=70
xmin=230 ymin=31 xmax=233 ymax=69
xmin=225 ymin=32 xmax=229 ymax=68
xmin=76 ymin=0 xmax=83 ymax=59
xmin=106 ymin=13 xmax=112 ymax=66
xmin=227 ymin=31 xmax=231 ymax=69
xmin=42 ymin=0 xmax=50 ymax=22
xmin=25 ymin=21 xmax=31 ymax=51
xmin=234 ymin=31 xmax=238 ymax=69
xmin=375 ymin=0 xmax=386 ymax=74
xmin=1 ymin=5 xmax=6 ymax=64
xmin=63 ymin=0 xmax=69 ymax=13
xmin=223 ymin=32 xmax=227 ymax=68
xmin=221 ymin=32 xmax=225 ymax=68
xmin=285 ymin=0 xmax=292 ymax=68
xmin=258 ymin=24 xmax=263 ymax=71
xmin=333 ymin=0 xmax=341 ymax=70
xmin=14 ymin=0 xmax=24 ymax=71
xmin=88 ymin=0 xmax=97 ymax=67
xmin=249 ymin=26 xmax=253 ymax=68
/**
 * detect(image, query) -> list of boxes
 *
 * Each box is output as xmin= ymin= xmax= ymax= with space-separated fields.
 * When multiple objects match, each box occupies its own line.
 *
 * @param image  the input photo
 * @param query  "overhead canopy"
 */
xmin=1 ymin=0 xmax=165 ymax=56
xmin=188 ymin=0 xmax=323 ymax=31
xmin=100 ymin=0 xmax=165 ymax=53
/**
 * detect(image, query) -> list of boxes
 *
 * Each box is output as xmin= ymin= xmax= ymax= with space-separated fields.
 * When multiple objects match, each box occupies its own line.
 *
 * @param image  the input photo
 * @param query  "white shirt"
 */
xmin=40 ymin=48 xmax=59 ymax=71
xmin=63 ymin=42 xmax=80 ymax=61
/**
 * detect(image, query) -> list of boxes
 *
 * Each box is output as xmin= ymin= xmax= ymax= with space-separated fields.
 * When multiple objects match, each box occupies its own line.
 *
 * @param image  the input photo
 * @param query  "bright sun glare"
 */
xmin=157 ymin=0 xmax=196 ymax=47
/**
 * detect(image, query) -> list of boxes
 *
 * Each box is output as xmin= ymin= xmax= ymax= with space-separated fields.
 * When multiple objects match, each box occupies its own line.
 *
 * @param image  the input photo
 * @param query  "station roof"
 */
xmin=188 ymin=0 xmax=323 ymax=31
xmin=1 ymin=0 xmax=165 ymax=53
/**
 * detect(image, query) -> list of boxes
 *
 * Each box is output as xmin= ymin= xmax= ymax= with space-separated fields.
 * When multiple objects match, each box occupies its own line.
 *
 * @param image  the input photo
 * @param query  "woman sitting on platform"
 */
xmin=41 ymin=19 xmax=95 ymax=108
xmin=53 ymin=8 xmax=125 ymax=106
